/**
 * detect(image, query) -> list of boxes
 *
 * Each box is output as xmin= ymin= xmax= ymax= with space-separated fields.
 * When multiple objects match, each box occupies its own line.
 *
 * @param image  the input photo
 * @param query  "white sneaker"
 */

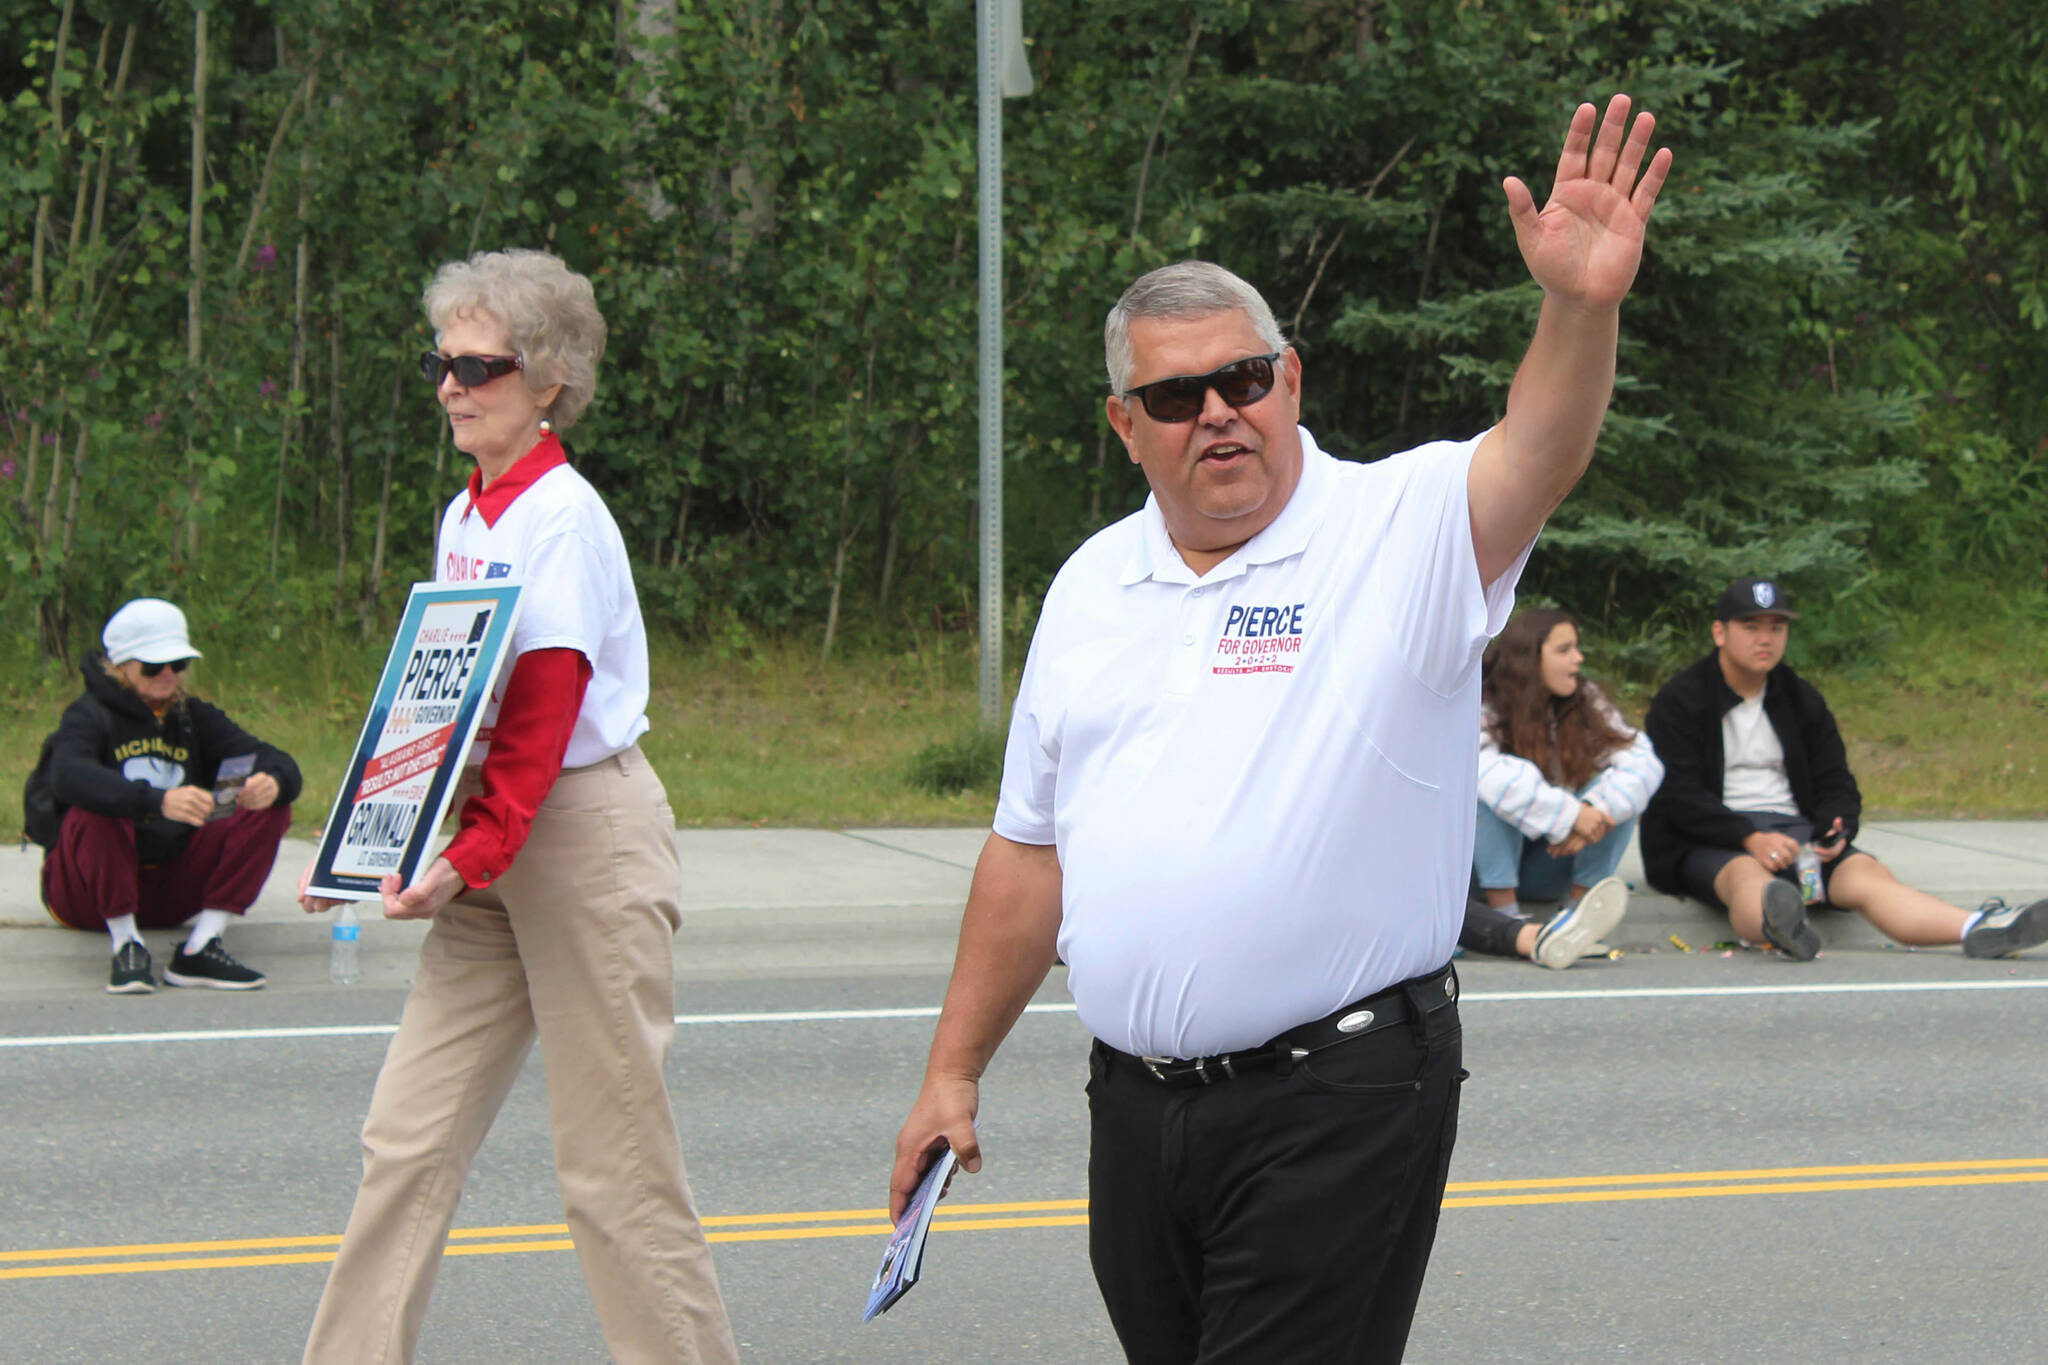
xmin=1532 ymin=877 xmax=1631 ymax=971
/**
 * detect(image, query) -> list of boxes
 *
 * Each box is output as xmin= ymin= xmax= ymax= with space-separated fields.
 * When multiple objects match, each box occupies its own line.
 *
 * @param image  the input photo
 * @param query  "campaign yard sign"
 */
xmin=308 ymin=582 xmax=522 ymax=900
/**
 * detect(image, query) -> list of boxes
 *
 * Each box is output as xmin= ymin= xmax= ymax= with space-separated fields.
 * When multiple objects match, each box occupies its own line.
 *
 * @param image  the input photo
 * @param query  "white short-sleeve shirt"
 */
xmin=436 ymin=454 xmax=650 ymax=770
xmin=994 ymin=427 xmax=1528 ymax=1058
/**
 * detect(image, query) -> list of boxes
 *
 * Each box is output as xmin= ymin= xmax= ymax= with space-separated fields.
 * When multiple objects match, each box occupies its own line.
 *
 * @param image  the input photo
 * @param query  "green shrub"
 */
xmin=904 ymin=730 xmax=1005 ymax=797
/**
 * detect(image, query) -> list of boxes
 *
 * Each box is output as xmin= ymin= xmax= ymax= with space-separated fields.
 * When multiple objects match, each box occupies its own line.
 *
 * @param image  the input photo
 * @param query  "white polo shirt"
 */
xmin=435 ymin=452 xmax=650 ymax=770
xmin=994 ymin=427 xmax=1527 ymax=1058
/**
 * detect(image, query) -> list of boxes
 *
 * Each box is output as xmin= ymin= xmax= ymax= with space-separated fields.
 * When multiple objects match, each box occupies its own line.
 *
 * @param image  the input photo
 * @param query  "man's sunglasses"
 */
xmin=419 ymin=351 xmax=523 ymax=388
xmin=140 ymin=659 xmax=193 ymax=678
xmin=1122 ymin=353 xmax=1282 ymax=423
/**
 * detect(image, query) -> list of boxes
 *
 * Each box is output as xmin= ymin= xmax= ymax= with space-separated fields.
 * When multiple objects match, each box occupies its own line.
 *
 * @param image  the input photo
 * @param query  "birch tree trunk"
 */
xmin=271 ymin=124 xmax=314 ymax=578
xmin=181 ymin=4 xmax=210 ymax=563
xmin=819 ymin=470 xmax=854 ymax=665
xmin=233 ymin=52 xmax=317 ymax=284
xmin=22 ymin=0 xmax=77 ymax=520
xmin=619 ymin=0 xmax=677 ymax=221
xmin=330 ymin=276 xmax=351 ymax=616
xmin=362 ymin=356 xmax=405 ymax=632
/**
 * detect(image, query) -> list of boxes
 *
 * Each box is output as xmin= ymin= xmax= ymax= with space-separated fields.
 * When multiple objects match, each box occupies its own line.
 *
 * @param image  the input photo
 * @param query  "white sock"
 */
xmin=1961 ymin=909 xmax=1986 ymax=939
xmin=184 ymin=909 xmax=232 ymax=954
xmin=106 ymin=914 xmax=143 ymax=952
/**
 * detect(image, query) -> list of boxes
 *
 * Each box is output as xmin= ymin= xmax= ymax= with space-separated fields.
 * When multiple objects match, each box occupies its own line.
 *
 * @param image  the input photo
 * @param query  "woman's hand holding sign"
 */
xmin=378 ymin=856 xmax=466 ymax=920
xmin=299 ymin=858 xmax=343 ymax=915
xmin=300 ymin=852 xmax=464 ymax=919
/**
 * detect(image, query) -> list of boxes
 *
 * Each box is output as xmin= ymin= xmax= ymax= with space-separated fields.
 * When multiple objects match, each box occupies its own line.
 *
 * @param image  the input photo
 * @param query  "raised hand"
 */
xmin=1503 ymin=94 xmax=1672 ymax=311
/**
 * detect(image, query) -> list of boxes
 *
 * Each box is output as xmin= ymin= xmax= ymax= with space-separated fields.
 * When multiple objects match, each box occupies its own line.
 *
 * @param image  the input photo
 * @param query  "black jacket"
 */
xmin=23 ymin=653 xmax=302 ymax=863
xmin=1638 ymin=651 xmax=1860 ymax=895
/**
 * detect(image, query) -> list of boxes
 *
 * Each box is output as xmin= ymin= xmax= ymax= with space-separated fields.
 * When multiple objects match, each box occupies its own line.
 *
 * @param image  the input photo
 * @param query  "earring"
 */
xmin=539 ymin=417 xmax=553 ymax=436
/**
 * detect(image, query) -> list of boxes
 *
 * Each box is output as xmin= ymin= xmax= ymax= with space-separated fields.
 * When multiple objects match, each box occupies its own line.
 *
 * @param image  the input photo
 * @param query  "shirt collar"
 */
xmin=1119 ymin=426 xmax=1333 ymax=586
xmin=462 ymin=432 xmax=566 ymax=528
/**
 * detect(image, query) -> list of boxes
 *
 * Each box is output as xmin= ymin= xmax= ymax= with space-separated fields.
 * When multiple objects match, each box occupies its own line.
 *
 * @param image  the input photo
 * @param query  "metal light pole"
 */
xmin=975 ymin=2 xmax=1032 ymax=731
xmin=975 ymin=0 xmax=1004 ymax=731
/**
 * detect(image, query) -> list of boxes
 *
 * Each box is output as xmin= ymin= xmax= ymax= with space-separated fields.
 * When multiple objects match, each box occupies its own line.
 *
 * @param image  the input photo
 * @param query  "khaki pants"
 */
xmin=305 ymin=748 xmax=738 ymax=1364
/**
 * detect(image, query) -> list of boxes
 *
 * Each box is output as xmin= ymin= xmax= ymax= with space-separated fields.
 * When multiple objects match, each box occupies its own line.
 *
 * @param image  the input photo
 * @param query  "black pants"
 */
xmin=1086 ymin=976 xmax=1464 ymax=1364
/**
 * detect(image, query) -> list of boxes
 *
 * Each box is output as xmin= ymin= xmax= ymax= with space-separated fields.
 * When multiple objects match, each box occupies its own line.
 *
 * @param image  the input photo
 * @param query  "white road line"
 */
xmin=1460 ymin=978 xmax=2048 ymax=1004
xmin=3 ymin=980 xmax=2047 ymax=1050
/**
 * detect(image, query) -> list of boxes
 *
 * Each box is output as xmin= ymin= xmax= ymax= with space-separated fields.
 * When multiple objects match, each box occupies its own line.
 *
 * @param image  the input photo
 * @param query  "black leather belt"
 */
xmin=1100 ymin=964 xmax=1458 ymax=1088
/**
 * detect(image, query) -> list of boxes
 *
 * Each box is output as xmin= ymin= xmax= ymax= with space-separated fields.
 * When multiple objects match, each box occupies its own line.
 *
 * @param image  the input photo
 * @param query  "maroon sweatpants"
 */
xmin=41 ymin=805 xmax=293 ymax=933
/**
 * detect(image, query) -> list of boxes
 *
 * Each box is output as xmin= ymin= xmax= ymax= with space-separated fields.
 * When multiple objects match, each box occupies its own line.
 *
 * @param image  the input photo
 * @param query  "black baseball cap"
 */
xmin=1714 ymin=577 xmax=1799 ymax=622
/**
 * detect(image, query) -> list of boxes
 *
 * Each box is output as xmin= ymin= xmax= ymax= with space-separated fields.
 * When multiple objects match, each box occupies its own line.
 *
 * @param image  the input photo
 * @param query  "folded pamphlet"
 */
xmin=863 ymin=1144 xmax=959 ymax=1323
xmin=207 ymin=754 xmax=257 ymax=820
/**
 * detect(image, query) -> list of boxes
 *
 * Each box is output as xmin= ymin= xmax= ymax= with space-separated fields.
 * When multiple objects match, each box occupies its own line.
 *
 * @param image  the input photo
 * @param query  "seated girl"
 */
xmin=1465 ymin=609 xmax=1664 ymax=968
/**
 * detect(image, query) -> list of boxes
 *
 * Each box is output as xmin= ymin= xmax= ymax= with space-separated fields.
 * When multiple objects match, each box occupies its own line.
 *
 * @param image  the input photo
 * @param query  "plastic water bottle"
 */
xmin=1794 ymin=844 xmax=1824 ymax=905
xmin=329 ymin=903 xmax=360 ymax=985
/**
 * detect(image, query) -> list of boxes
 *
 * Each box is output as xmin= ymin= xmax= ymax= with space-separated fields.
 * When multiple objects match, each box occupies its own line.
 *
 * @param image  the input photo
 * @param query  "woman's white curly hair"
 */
xmin=422 ymin=248 xmax=607 ymax=431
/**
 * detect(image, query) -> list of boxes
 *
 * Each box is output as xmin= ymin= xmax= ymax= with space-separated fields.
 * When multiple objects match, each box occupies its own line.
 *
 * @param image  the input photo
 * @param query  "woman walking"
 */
xmin=302 ymin=249 xmax=737 ymax=1364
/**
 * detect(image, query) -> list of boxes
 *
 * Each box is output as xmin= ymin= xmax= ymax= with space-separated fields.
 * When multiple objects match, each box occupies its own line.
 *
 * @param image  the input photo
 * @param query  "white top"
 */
xmin=1720 ymin=691 xmax=1797 ymax=814
xmin=435 ymin=460 xmax=650 ymax=769
xmin=1476 ymin=685 xmax=1665 ymax=843
xmin=994 ymin=427 xmax=1528 ymax=1058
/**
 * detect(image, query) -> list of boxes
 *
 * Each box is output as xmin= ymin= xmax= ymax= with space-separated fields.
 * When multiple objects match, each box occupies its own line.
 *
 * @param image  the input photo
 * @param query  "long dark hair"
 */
xmin=1481 ymin=609 xmax=1632 ymax=789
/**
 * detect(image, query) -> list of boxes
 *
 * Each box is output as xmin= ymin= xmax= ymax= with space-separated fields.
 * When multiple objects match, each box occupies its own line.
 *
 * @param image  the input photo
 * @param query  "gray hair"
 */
xmin=422 ymin=249 xmax=607 ymax=432
xmin=1103 ymin=260 xmax=1287 ymax=394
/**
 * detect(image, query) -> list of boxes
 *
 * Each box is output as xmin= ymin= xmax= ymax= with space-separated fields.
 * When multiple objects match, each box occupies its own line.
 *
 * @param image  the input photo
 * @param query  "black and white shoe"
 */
xmin=1963 ymin=897 xmax=2048 ymax=960
xmin=107 ymin=940 xmax=155 ymax=995
xmin=164 ymin=938 xmax=267 ymax=990
xmin=1760 ymin=880 xmax=1820 ymax=961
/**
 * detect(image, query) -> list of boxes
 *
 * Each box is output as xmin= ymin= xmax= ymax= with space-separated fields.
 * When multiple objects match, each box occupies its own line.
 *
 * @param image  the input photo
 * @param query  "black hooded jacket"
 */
xmin=1639 ymin=651 xmax=1861 ymax=895
xmin=23 ymin=653 xmax=302 ymax=863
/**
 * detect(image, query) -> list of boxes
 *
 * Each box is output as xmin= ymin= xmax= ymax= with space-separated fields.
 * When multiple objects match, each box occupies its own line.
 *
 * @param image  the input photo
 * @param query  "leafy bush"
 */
xmin=904 ymin=730 xmax=1005 ymax=797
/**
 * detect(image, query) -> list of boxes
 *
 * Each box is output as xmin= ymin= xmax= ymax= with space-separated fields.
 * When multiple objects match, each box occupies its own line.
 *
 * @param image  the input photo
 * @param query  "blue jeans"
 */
xmin=1473 ymin=799 xmax=1634 ymax=900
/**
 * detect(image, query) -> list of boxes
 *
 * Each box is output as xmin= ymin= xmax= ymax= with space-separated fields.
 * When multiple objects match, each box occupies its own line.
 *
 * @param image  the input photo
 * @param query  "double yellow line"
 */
xmin=0 ymin=1204 xmax=1088 ymax=1282
xmin=6 ymin=1159 xmax=2045 ymax=1282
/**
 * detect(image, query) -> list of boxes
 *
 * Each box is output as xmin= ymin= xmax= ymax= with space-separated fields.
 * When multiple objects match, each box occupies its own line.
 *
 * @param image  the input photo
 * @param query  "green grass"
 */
xmin=639 ymin=633 xmax=1006 ymax=827
xmin=6 ymin=601 xmax=2044 ymax=840
xmin=1808 ymin=613 xmax=2048 ymax=820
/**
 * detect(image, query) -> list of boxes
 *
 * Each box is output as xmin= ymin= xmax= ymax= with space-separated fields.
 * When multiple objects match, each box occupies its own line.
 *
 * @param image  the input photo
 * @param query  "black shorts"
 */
xmin=1676 ymin=811 xmax=1861 ymax=912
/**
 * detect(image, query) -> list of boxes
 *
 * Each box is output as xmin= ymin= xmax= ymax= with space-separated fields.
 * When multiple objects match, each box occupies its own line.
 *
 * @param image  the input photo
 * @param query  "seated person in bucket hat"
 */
xmin=23 ymin=598 xmax=300 ymax=993
xmin=1638 ymin=577 xmax=2046 ymax=961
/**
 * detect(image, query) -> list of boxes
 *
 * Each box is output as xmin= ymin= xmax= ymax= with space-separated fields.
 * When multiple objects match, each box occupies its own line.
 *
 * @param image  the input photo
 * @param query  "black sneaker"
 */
xmin=1963 ymin=897 xmax=2048 ymax=959
xmin=1760 ymin=880 xmax=1820 ymax=961
xmin=107 ymin=940 xmax=155 ymax=995
xmin=164 ymin=937 xmax=267 ymax=990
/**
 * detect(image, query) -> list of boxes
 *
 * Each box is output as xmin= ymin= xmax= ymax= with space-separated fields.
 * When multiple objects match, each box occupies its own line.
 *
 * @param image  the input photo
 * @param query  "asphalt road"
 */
xmin=4 ymin=946 xmax=2046 ymax=1364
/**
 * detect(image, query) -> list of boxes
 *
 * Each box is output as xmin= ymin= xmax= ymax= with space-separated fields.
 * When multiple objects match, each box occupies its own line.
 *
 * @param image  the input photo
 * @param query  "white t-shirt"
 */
xmin=1721 ymin=690 xmax=1797 ymax=814
xmin=436 ymin=456 xmax=650 ymax=770
xmin=994 ymin=427 xmax=1528 ymax=1058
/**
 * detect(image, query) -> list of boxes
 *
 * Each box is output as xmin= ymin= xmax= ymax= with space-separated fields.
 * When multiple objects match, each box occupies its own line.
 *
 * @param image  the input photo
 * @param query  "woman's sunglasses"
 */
xmin=140 ymin=658 xmax=193 ymax=678
xmin=1122 ymin=353 xmax=1281 ymax=424
xmin=419 ymin=351 xmax=523 ymax=388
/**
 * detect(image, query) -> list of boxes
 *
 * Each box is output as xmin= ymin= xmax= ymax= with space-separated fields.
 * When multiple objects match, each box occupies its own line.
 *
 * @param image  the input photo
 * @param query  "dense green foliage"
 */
xmin=4 ymin=0 xmax=2043 ymax=675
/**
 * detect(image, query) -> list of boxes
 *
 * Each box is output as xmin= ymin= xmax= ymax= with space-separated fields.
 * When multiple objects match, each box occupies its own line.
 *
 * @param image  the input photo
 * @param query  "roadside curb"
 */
xmin=3 ymin=823 xmax=2042 ymax=997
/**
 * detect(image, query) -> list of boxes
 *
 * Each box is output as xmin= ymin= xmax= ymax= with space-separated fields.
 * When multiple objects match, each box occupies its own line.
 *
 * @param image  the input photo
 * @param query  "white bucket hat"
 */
xmin=102 ymin=598 xmax=203 ymax=665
